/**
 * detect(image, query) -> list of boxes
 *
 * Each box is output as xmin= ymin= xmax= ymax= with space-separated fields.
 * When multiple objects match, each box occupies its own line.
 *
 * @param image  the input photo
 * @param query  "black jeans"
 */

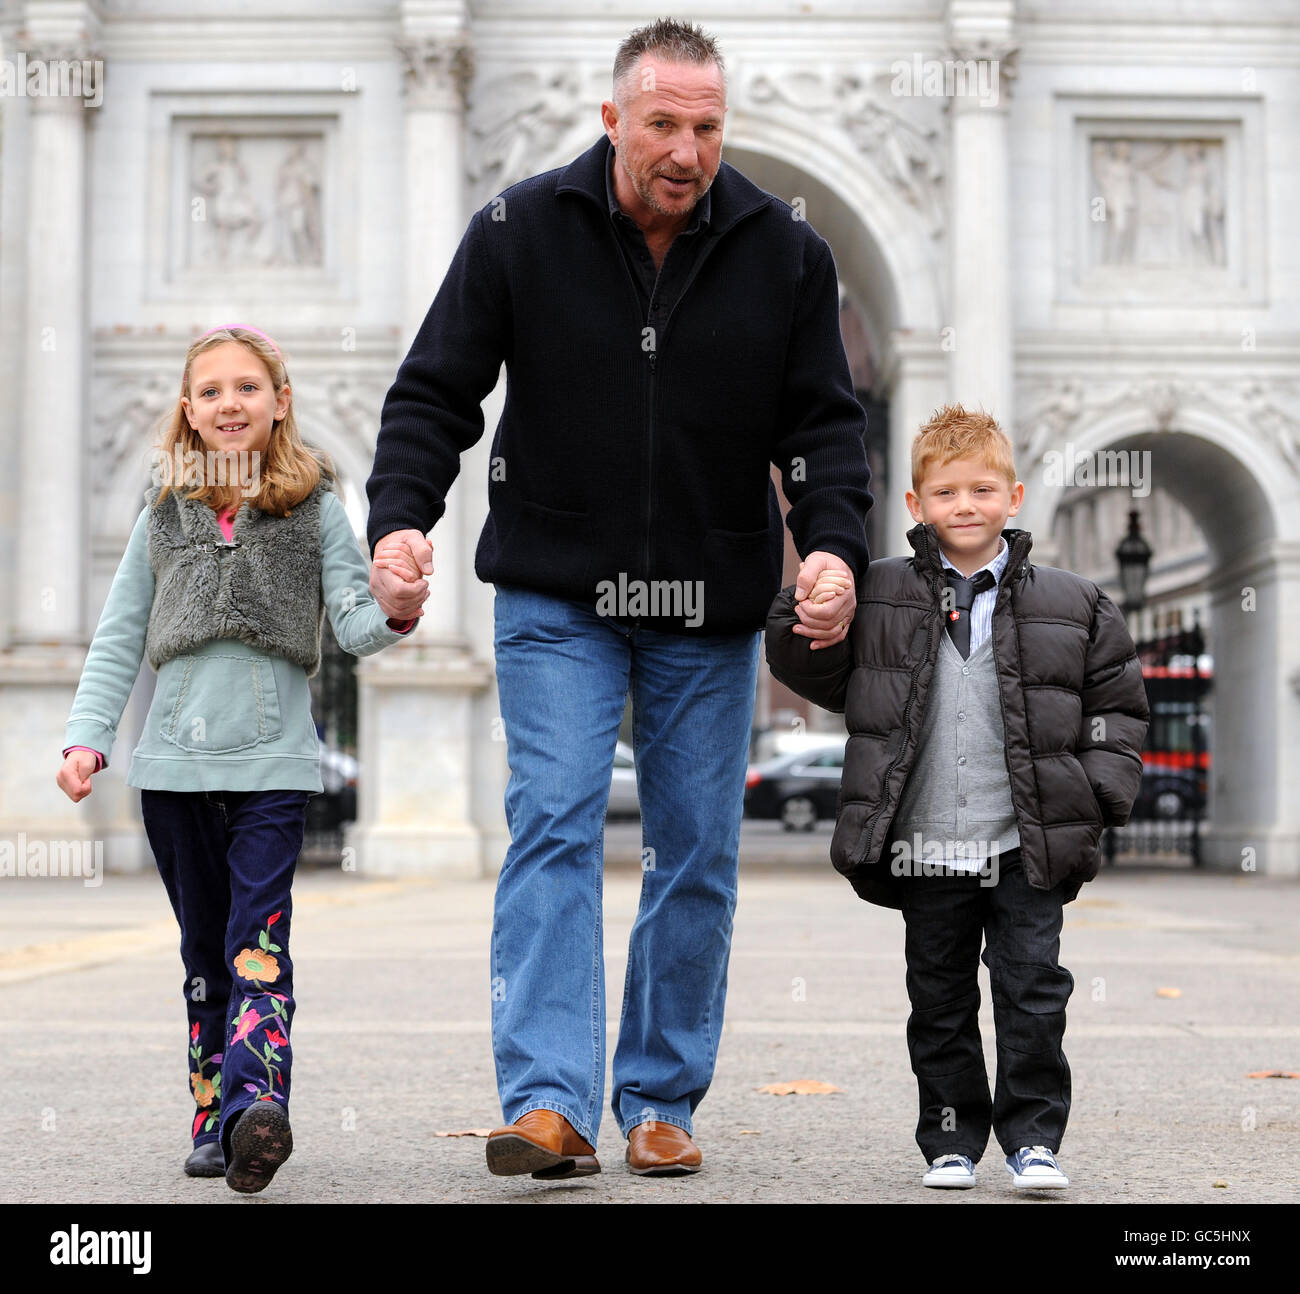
xmin=897 ymin=847 xmax=1074 ymax=1163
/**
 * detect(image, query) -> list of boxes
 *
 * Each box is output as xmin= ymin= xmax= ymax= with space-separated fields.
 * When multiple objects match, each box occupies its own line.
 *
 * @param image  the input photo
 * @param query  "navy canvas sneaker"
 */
xmin=1005 ymin=1145 xmax=1069 ymax=1189
xmin=922 ymin=1153 xmax=976 ymax=1188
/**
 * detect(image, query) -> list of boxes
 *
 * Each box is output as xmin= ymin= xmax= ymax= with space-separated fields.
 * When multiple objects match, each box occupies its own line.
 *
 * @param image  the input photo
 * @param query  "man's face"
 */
xmin=601 ymin=55 xmax=726 ymax=222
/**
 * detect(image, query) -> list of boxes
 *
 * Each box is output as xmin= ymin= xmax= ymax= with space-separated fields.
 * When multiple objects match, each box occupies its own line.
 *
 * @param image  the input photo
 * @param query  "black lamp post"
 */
xmin=1104 ymin=508 xmax=1155 ymax=870
xmin=1114 ymin=509 xmax=1152 ymax=616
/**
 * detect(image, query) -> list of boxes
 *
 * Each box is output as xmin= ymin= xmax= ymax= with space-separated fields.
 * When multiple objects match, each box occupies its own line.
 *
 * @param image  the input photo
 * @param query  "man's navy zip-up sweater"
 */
xmin=365 ymin=134 xmax=873 ymax=634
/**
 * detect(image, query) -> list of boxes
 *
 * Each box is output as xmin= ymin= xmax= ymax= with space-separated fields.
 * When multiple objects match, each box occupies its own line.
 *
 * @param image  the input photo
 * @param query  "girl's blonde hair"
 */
xmin=155 ymin=326 xmax=335 ymax=515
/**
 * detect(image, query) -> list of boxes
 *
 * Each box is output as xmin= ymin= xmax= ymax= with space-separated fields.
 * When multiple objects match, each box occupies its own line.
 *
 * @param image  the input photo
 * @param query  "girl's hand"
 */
xmin=372 ymin=548 xmax=425 ymax=582
xmin=57 ymin=751 xmax=99 ymax=803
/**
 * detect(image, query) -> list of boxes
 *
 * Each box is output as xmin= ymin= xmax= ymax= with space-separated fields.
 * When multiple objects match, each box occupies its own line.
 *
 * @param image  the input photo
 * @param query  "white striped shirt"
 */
xmin=940 ymin=536 xmax=1009 ymax=655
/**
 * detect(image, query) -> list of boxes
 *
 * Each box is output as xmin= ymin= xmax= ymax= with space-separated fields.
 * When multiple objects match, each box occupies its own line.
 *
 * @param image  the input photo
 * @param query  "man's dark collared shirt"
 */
xmin=605 ymin=141 xmax=712 ymax=328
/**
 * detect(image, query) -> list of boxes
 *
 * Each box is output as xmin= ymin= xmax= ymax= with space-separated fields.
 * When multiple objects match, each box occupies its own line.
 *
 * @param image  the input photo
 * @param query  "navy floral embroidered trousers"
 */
xmin=140 ymin=789 xmax=310 ymax=1162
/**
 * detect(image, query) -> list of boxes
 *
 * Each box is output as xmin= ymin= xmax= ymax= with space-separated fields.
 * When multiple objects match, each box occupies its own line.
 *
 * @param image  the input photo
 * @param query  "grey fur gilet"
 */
xmin=144 ymin=479 xmax=329 ymax=677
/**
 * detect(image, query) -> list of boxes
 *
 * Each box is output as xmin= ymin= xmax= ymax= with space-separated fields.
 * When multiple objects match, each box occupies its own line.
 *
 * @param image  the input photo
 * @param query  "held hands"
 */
xmin=370 ymin=529 xmax=434 ymax=621
xmin=792 ymin=551 xmax=856 ymax=651
xmin=57 ymin=750 xmax=99 ymax=802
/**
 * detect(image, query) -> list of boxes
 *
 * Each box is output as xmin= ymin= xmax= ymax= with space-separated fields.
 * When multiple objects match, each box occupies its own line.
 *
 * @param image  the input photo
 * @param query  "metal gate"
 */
xmin=1103 ymin=619 xmax=1211 ymax=867
xmin=302 ymin=616 xmax=358 ymax=865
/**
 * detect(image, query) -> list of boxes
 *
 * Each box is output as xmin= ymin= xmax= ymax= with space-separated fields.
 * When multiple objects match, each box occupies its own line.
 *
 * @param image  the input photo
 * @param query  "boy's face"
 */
xmin=906 ymin=455 xmax=1025 ymax=573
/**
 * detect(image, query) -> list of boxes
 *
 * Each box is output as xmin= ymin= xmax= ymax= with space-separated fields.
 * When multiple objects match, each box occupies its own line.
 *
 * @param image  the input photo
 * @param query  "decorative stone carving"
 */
xmin=398 ymin=35 xmax=474 ymax=112
xmin=467 ymin=64 xmax=590 ymax=196
xmin=1017 ymin=374 xmax=1300 ymax=482
xmin=190 ymin=133 xmax=326 ymax=268
xmin=744 ymin=66 xmax=945 ymax=235
xmin=1089 ymin=137 xmax=1225 ymax=267
xmin=92 ymin=374 xmax=176 ymax=498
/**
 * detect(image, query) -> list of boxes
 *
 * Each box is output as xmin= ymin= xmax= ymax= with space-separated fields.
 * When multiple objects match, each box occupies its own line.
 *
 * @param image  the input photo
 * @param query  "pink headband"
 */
xmin=193 ymin=324 xmax=284 ymax=363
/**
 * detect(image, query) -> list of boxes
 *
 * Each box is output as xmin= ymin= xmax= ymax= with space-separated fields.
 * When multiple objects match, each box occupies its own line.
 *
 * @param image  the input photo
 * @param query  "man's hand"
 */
xmin=792 ymin=551 xmax=856 ymax=651
xmin=57 ymin=750 xmax=98 ymax=802
xmin=370 ymin=529 xmax=434 ymax=621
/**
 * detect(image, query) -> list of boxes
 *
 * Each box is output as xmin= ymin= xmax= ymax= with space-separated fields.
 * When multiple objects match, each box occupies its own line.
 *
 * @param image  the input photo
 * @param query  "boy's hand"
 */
xmin=57 ymin=751 xmax=98 ymax=803
xmin=793 ymin=551 xmax=856 ymax=651
xmin=370 ymin=529 xmax=433 ymax=621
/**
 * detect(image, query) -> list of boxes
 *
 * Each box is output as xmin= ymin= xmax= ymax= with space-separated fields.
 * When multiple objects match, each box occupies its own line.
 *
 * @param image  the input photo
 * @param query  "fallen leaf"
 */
xmin=1245 ymin=1070 xmax=1300 ymax=1079
xmin=1212 ymin=1180 xmax=1229 ymax=1189
xmin=433 ymin=1128 xmax=493 ymax=1138
xmin=757 ymin=1079 xmax=843 ymax=1096
xmin=1155 ymin=987 xmax=1182 ymax=998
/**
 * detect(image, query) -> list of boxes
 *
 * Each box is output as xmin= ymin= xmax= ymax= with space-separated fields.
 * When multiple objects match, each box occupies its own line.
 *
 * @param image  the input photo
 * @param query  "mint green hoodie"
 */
xmin=62 ymin=488 xmax=414 ymax=793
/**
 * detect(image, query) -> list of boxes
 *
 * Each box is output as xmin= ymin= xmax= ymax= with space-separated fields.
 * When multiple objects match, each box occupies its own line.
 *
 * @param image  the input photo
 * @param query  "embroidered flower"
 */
xmin=233 ymin=948 xmax=281 ymax=983
xmin=265 ymin=1029 xmax=288 ymax=1050
xmin=191 ymin=1021 xmax=201 ymax=1043
xmin=231 ymin=1007 xmax=261 ymax=1045
xmin=190 ymin=1074 xmax=216 ymax=1108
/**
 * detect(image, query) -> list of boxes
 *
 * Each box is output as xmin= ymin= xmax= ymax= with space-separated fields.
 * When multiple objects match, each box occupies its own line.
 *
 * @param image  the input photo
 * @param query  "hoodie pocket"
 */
xmin=158 ymin=654 xmax=284 ymax=754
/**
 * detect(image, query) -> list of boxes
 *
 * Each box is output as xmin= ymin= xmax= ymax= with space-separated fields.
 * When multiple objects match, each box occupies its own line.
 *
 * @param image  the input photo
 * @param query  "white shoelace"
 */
xmin=1018 ymin=1146 xmax=1058 ymax=1168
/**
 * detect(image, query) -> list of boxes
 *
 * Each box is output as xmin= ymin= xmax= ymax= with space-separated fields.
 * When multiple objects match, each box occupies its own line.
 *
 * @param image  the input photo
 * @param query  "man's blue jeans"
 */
xmin=491 ymin=583 xmax=761 ymax=1148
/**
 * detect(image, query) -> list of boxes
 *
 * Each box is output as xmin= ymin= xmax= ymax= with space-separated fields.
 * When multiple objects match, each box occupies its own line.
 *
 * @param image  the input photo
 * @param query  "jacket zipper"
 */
xmin=605 ymin=211 xmax=744 ymax=604
xmin=988 ymin=540 xmax=1030 ymax=842
xmin=642 ymin=347 xmax=656 ymax=599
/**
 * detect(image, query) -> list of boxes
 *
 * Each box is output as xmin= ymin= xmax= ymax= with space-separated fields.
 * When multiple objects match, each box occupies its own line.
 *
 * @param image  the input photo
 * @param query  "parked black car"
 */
xmin=744 ymin=745 xmax=844 ymax=831
xmin=1132 ymin=764 xmax=1206 ymax=820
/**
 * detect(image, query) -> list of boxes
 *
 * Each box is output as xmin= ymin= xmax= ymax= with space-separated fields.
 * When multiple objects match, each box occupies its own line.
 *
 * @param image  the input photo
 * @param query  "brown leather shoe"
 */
xmin=486 ymin=1109 xmax=600 ymax=1179
xmin=625 ymin=1122 xmax=702 ymax=1175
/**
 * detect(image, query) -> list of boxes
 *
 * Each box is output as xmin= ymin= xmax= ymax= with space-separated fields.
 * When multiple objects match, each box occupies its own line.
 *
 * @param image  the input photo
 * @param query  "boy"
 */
xmin=765 ymin=404 xmax=1149 ymax=1190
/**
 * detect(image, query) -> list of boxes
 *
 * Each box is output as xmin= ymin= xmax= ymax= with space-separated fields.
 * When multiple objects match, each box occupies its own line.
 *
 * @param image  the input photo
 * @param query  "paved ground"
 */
xmin=1 ymin=827 xmax=1296 ymax=1207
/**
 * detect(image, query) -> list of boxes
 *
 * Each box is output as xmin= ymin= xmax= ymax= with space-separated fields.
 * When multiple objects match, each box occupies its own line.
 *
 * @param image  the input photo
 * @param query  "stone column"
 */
xmin=0 ymin=12 xmax=119 ymax=852
xmin=881 ymin=333 xmax=948 ymax=557
xmin=349 ymin=6 xmax=498 ymax=878
xmin=14 ymin=22 xmax=97 ymax=649
xmin=392 ymin=26 xmax=474 ymax=646
xmin=945 ymin=0 xmax=1018 ymax=430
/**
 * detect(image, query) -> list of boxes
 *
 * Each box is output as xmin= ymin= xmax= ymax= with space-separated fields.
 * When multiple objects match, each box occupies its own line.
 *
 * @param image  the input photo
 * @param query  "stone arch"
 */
xmin=720 ymin=119 xmax=945 ymax=340
xmin=1022 ymin=407 xmax=1299 ymax=876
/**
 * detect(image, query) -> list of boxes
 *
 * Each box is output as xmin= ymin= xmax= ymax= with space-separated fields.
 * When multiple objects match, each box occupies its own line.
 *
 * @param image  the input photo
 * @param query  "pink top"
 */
xmin=64 ymin=503 xmax=417 ymax=773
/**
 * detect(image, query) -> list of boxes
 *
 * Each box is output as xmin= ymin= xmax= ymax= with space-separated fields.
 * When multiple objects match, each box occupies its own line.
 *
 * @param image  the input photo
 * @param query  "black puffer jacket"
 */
xmin=765 ymin=523 xmax=1150 ymax=907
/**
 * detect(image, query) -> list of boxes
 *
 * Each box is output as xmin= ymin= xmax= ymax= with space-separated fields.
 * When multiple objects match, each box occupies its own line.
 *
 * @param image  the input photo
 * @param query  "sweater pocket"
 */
xmin=494 ymin=499 xmax=591 ymax=591
xmin=702 ymin=526 xmax=781 ymax=625
xmin=157 ymin=653 xmax=284 ymax=754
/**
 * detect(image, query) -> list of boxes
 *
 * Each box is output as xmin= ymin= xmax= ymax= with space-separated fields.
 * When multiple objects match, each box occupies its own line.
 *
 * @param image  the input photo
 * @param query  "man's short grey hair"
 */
xmin=612 ymin=17 xmax=725 ymax=106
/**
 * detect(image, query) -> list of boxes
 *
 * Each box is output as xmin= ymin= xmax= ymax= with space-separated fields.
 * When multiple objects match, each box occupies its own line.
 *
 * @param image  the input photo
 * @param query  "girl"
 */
xmin=56 ymin=325 xmax=428 ymax=1194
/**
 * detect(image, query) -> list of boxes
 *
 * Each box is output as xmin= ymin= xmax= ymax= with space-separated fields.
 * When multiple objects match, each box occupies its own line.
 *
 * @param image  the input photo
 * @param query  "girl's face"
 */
xmin=180 ymin=341 xmax=289 ymax=473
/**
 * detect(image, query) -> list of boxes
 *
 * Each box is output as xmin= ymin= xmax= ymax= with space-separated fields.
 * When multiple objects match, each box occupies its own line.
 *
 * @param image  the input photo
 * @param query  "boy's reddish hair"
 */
xmin=911 ymin=403 xmax=1018 ymax=492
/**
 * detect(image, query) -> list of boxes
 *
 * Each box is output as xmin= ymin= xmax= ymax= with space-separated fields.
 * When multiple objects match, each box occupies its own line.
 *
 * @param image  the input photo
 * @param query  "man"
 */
xmin=366 ymin=18 xmax=872 ymax=1179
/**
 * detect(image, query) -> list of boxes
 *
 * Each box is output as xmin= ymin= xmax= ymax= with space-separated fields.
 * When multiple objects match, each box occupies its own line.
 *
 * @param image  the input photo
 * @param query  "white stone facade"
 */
xmin=2 ymin=0 xmax=1297 ymax=875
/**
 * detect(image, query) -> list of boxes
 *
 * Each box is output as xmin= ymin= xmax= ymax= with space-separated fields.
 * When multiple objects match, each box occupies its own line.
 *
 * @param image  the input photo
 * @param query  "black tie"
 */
xmin=944 ymin=570 xmax=997 ymax=658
